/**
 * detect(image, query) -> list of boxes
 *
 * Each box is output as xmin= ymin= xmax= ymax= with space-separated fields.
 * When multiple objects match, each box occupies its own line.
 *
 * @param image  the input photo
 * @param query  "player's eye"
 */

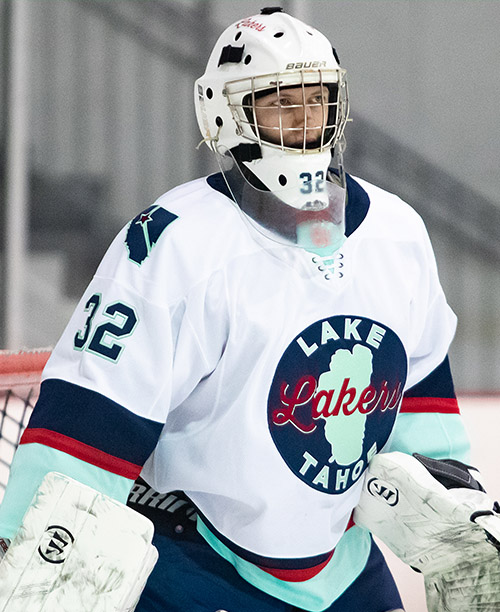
xmin=310 ymin=94 xmax=327 ymax=105
xmin=276 ymin=97 xmax=294 ymax=107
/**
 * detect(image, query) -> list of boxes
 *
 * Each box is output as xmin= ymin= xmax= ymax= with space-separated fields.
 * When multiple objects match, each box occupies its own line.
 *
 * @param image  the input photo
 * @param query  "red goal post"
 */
xmin=0 ymin=349 xmax=51 ymax=500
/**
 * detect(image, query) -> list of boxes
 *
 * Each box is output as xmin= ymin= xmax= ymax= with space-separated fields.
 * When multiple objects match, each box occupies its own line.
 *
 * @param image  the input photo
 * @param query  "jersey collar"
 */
xmin=206 ymin=171 xmax=370 ymax=239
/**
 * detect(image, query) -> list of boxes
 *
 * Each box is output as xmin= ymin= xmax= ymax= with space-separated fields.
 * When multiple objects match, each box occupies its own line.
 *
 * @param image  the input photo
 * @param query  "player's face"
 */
xmin=253 ymin=85 xmax=329 ymax=148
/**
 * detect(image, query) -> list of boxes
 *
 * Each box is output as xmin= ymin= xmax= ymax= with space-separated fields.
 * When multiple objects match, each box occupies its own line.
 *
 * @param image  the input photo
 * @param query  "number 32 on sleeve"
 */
xmin=74 ymin=293 xmax=139 ymax=362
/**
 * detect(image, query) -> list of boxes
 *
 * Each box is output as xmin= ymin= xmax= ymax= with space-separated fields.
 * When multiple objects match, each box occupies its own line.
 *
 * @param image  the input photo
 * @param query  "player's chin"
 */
xmin=286 ymin=131 xmax=323 ymax=148
xmin=276 ymin=137 xmax=320 ymax=149
xmin=262 ymin=131 xmax=322 ymax=148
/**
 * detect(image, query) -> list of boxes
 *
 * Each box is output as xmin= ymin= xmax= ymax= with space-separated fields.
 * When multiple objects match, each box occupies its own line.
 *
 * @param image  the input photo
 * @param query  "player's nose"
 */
xmin=295 ymin=103 xmax=322 ymax=129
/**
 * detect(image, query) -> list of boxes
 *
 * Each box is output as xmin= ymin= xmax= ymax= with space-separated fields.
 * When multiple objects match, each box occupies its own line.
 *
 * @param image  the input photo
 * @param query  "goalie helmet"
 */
xmin=194 ymin=7 xmax=349 ymax=255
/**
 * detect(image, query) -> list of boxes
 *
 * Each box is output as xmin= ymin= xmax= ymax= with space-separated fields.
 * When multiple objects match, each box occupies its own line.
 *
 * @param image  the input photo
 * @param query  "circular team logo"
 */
xmin=268 ymin=316 xmax=407 ymax=494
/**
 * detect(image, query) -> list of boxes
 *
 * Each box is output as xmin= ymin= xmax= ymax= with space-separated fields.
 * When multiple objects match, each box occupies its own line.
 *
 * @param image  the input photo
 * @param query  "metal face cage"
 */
xmin=224 ymin=69 xmax=349 ymax=154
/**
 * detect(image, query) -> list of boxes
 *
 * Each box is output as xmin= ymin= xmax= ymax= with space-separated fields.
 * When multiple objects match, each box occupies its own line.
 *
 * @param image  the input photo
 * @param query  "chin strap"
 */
xmin=229 ymin=143 xmax=262 ymax=163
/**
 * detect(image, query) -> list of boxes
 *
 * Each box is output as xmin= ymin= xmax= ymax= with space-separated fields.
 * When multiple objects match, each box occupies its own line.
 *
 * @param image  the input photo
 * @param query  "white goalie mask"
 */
xmin=195 ymin=7 xmax=350 ymax=255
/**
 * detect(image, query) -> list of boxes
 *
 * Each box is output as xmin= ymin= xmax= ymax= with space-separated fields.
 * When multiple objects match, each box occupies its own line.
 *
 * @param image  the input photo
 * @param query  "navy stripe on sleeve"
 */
xmin=404 ymin=356 xmax=456 ymax=399
xmin=26 ymin=379 xmax=164 ymax=467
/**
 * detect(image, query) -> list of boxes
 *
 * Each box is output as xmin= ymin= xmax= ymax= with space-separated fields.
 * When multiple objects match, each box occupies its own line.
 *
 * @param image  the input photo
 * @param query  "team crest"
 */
xmin=126 ymin=205 xmax=178 ymax=265
xmin=268 ymin=316 xmax=407 ymax=494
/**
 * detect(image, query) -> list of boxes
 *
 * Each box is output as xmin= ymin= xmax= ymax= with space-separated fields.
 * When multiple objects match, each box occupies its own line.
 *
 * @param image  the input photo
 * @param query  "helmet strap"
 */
xmin=229 ymin=143 xmax=262 ymax=163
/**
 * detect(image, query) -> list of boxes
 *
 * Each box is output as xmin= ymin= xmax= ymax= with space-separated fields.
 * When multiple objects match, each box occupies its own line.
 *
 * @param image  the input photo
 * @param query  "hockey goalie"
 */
xmin=0 ymin=472 xmax=158 ymax=612
xmin=354 ymin=451 xmax=500 ymax=612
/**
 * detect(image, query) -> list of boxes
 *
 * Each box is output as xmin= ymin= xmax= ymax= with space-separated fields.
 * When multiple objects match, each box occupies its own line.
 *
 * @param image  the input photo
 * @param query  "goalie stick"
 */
xmin=0 ymin=472 xmax=158 ymax=612
xmin=354 ymin=451 xmax=500 ymax=612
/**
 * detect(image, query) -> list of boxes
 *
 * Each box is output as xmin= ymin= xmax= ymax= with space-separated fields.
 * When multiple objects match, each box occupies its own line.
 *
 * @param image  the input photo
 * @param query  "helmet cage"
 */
xmin=224 ymin=68 xmax=348 ymax=154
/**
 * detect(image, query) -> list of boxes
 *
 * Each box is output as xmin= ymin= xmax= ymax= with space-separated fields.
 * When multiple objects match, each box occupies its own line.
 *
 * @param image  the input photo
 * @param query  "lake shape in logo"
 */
xmin=268 ymin=316 xmax=407 ymax=494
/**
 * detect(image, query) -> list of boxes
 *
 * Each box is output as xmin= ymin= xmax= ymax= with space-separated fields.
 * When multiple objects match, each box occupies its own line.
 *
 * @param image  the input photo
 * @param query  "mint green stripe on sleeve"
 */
xmin=387 ymin=413 xmax=471 ymax=463
xmin=0 ymin=442 xmax=134 ymax=540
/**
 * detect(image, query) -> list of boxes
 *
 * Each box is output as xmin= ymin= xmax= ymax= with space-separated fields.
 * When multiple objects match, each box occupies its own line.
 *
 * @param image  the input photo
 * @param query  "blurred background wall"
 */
xmin=0 ymin=0 xmax=499 ymax=391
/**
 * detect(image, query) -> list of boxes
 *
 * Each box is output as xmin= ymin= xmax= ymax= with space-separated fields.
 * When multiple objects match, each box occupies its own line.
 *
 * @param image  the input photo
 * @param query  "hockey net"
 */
xmin=0 ymin=349 xmax=51 ymax=502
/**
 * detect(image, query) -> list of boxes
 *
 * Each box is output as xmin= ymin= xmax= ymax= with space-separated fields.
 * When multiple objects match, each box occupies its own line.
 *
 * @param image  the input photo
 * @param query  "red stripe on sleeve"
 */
xmin=20 ymin=427 xmax=142 ymax=480
xmin=400 ymin=397 xmax=460 ymax=414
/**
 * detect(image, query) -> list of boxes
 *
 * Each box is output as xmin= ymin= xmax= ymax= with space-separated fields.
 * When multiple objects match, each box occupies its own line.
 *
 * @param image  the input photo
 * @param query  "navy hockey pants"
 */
xmin=129 ymin=487 xmax=404 ymax=612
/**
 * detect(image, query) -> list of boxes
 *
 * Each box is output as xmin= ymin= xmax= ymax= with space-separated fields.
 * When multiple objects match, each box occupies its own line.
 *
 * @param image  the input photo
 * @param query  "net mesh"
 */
xmin=0 ymin=349 xmax=51 ymax=501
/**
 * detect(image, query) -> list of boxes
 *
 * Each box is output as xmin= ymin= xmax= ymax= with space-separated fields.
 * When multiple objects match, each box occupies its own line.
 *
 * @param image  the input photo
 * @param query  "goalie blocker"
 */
xmin=354 ymin=451 xmax=500 ymax=612
xmin=0 ymin=472 xmax=158 ymax=612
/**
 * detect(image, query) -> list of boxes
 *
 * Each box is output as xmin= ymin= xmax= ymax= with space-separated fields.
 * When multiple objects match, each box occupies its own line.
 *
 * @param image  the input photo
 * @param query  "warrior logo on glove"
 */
xmin=366 ymin=478 xmax=400 ymax=507
xmin=38 ymin=525 xmax=74 ymax=564
xmin=268 ymin=315 xmax=407 ymax=493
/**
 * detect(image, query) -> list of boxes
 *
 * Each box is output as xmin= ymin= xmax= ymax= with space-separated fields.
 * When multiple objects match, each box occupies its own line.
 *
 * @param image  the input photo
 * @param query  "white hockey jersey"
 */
xmin=0 ymin=173 xmax=469 ymax=610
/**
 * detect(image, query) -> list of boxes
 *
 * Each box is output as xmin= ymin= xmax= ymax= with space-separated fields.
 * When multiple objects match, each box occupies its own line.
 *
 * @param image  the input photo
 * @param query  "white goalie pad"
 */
xmin=354 ymin=452 xmax=500 ymax=612
xmin=0 ymin=472 xmax=158 ymax=612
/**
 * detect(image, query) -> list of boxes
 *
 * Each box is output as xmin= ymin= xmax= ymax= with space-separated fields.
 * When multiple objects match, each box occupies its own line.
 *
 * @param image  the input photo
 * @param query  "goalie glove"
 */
xmin=0 ymin=472 xmax=158 ymax=612
xmin=353 ymin=452 xmax=500 ymax=612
